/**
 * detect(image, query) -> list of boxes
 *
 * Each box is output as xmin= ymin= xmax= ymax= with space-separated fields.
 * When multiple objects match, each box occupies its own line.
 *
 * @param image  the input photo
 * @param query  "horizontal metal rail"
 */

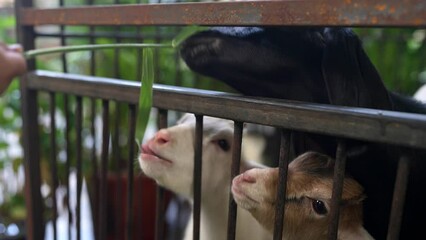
xmin=26 ymin=70 xmax=426 ymax=150
xmin=19 ymin=0 xmax=426 ymax=27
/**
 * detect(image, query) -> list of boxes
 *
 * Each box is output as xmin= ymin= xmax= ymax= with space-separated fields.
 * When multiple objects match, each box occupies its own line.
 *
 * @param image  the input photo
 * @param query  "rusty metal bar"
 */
xmin=86 ymin=0 xmax=96 ymax=77
xmin=386 ymin=156 xmax=411 ymax=240
xmin=227 ymin=121 xmax=244 ymax=240
xmin=89 ymin=98 xmax=99 ymax=240
xmin=99 ymin=100 xmax=110 ymax=240
xmin=76 ymin=96 xmax=83 ymax=240
xmin=15 ymin=0 xmax=44 ymax=238
xmin=112 ymin=102 xmax=122 ymax=240
xmin=20 ymin=76 xmax=44 ymax=240
xmin=19 ymin=0 xmax=426 ymax=27
xmin=273 ymin=130 xmax=291 ymax=240
xmin=155 ymin=109 xmax=169 ymax=240
xmin=57 ymin=0 xmax=71 ymax=237
xmin=193 ymin=114 xmax=203 ymax=240
xmin=327 ymin=140 xmax=347 ymax=240
xmin=49 ymin=92 xmax=58 ymax=240
xmin=26 ymin=71 xmax=426 ymax=150
xmin=126 ymin=104 xmax=137 ymax=240
xmin=63 ymin=94 xmax=72 ymax=240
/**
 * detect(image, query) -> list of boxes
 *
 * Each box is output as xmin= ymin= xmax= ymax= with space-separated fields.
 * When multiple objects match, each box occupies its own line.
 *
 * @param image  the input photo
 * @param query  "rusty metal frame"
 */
xmin=14 ymin=1 xmax=426 ymax=240
xmin=18 ymin=0 xmax=426 ymax=27
xmin=25 ymin=71 xmax=426 ymax=150
xmin=22 ymin=69 xmax=426 ymax=240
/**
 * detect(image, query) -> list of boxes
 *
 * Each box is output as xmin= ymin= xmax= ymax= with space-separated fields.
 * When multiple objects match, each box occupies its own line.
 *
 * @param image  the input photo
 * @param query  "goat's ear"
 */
xmin=321 ymin=28 xmax=392 ymax=110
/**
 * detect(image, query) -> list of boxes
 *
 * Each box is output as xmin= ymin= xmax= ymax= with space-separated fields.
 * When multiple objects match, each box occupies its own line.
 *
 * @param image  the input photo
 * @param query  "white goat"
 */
xmin=232 ymin=151 xmax=374 ymax=240
xmin=139 ymin=113 xmax=270 ymax=240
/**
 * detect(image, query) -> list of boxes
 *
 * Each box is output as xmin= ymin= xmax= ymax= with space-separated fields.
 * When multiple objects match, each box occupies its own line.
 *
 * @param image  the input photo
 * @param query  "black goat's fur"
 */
xmin=180 ymin=27 xmax=426 ymax=240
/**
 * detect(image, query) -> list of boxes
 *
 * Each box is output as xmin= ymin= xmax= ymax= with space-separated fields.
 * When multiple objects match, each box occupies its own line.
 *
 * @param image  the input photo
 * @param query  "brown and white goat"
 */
xmin=139 ymin=113 xmax=270 ymax=240
xmin=232 ymin=151 xmax=374 ymax=240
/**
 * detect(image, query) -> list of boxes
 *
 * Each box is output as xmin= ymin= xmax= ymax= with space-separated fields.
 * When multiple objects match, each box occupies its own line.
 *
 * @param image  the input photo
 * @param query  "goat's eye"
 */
xmin=217 ymin=139 xmax=230 ymax=151
xmin=312 ymin=199 xmax=328 ymax=215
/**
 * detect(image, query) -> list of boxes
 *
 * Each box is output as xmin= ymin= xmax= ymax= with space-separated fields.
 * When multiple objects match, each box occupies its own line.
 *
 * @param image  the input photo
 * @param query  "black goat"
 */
xmin=180 ymin=27 xmax=426 ymax=240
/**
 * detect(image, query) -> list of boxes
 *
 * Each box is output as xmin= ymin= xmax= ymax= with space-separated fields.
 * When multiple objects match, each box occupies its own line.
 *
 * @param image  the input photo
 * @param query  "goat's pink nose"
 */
xmin=154 ymin=129 xmax=170 ymax=145
xmin=242 ymin=173 xmax=256 ymax=183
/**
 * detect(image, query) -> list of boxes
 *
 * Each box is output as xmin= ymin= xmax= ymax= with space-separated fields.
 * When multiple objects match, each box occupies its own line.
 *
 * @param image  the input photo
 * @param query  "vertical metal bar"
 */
xmin=87 ymin=0 xmax=96 ymax=77
xmin=126 ymin=104 xmax=137 ymax=240
xmin=49 ymin=92 xmax=59 ymax=240
xmin=136 ymin=0 xmax=144 ymax=88
xmin=155 ymin=110 xmax=169 ymax=240
xmin=227 ymin=121 xmax=244 ymax=240
xmin=76 ymin=96 xmax=83 ymax=240
xmin=57 ymin=0 xmax=71 ymax=236
xmin=90 ymin=98 xmax=99 ymax=240
xmin=158 ymin=109 xmax=168 ymax=133
xmin=193 ymin=114 xmax=204 ymax=240
xmin=99 ymin=100 xmax=110 ymax=240
xmin=173 ymin=23 xmax=183 ymax=86
xmin=15 ymin=0 xmax=35 ymax=67
xmin=114 ymin=0 xmax=121 ymax=80
xmin=59 ymin=0 xmax=68 ymax=74
xmin=85 ymin=0 xmax=97 ymax=239
xmin=386 ymin=156 xmax=410 ymax=240
xmin=20 ymin=76 xmax=44 ymax=240
xmin=273 ymin=130 xmax=291 ymax=240
xmin=15 ymin=0 xmax=43 ymax=239
xmin=113 ymin=102 xmax=122 ymax=240
xmin=63 ymin=94 xmax=72 ymax=240
xmin=328 ymin=140 xmax=347 ymax=240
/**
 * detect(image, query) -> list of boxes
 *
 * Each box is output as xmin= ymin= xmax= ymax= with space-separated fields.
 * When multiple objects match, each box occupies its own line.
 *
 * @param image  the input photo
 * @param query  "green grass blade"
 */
xmin=24 ymin=43 xmax=171 ymax=59
xmin=136 ymin=48 xmax=154 ymax=143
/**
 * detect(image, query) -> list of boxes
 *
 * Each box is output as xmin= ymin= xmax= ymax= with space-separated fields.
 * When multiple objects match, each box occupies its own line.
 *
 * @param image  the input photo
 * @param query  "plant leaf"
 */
xmin=136 ymin=48 xmax=154 ymax=142
xmin=24 ymin=43 xmax=171 ymax=59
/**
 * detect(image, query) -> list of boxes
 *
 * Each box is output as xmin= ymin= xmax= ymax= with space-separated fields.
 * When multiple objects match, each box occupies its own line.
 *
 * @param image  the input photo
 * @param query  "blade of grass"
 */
xmin=24 ymin=43 xmax=171 ymax=59
xmin=22 ymin=25 xmax=203 ymax=145
xmin=136 ymin=48 xmax=154 ymax=143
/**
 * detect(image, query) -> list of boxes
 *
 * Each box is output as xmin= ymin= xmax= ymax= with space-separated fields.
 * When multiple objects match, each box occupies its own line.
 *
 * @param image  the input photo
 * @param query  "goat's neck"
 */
xmin=200 ymin=186 xmax=230 ymax=239
xmin=185 ymin=185 xmax=230 ymax=240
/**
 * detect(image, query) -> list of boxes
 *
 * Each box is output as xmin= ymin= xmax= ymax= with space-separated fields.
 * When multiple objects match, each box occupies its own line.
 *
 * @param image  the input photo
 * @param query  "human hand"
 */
xmin=0 ymin=42 xmax=27 ymax=94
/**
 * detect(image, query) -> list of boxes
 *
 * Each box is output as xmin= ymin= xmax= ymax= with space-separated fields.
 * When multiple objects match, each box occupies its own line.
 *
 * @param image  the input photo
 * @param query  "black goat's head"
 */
xmin=180 ymin=27 xmax=392 ymax=110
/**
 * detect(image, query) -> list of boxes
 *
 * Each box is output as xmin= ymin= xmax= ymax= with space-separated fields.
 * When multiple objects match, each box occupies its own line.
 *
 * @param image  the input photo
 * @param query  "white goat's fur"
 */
xmin=414 ymin=84 xmax=426 ymax=103
xmin=139 ymin=113 xmax=270 ymax=240
xmin=232 ymin=151 xmax=374 ymax=240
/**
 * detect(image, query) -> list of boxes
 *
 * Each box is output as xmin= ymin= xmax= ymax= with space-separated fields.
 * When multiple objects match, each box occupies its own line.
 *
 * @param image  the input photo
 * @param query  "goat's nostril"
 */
xmin=155 ymin=130 xmax=170 ymax=145
xmin=242 ymin=173 xmax=256 ymax=183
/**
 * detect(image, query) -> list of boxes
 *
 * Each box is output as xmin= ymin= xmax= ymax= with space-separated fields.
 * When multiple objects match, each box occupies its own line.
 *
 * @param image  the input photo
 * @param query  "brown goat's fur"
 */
xmin=232 ymin=152 xmax=374 ymax=240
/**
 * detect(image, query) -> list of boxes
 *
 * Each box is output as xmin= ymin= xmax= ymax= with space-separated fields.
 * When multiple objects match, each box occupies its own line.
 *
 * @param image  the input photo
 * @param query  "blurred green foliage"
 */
xmin=356 ymin=28 xmax=426 ymax=95
xmin=0 ymin=13 xmax=27 ymax=226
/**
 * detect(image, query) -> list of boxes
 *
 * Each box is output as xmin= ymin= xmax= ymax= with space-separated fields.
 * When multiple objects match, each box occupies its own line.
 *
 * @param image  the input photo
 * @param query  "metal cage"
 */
xmin=14 ymin=1 xmax=426 ymax=240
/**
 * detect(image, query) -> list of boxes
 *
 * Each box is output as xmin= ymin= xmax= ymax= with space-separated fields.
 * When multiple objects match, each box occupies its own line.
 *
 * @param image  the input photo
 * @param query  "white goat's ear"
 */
xmin=240 ymin=160 xmax=267 ymax=172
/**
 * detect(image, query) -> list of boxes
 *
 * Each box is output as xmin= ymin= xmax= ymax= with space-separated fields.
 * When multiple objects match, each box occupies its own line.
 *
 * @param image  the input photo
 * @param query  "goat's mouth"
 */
xmin=141 ymin=144 xmax=173 ymax=165
xmin=231 ymin=184 xmax=259 ymax=208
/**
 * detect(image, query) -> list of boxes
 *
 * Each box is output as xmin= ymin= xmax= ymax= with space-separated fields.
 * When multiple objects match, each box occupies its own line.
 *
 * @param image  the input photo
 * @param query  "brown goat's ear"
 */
xmin=321 ymin=28 xmax=393 ymax=110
